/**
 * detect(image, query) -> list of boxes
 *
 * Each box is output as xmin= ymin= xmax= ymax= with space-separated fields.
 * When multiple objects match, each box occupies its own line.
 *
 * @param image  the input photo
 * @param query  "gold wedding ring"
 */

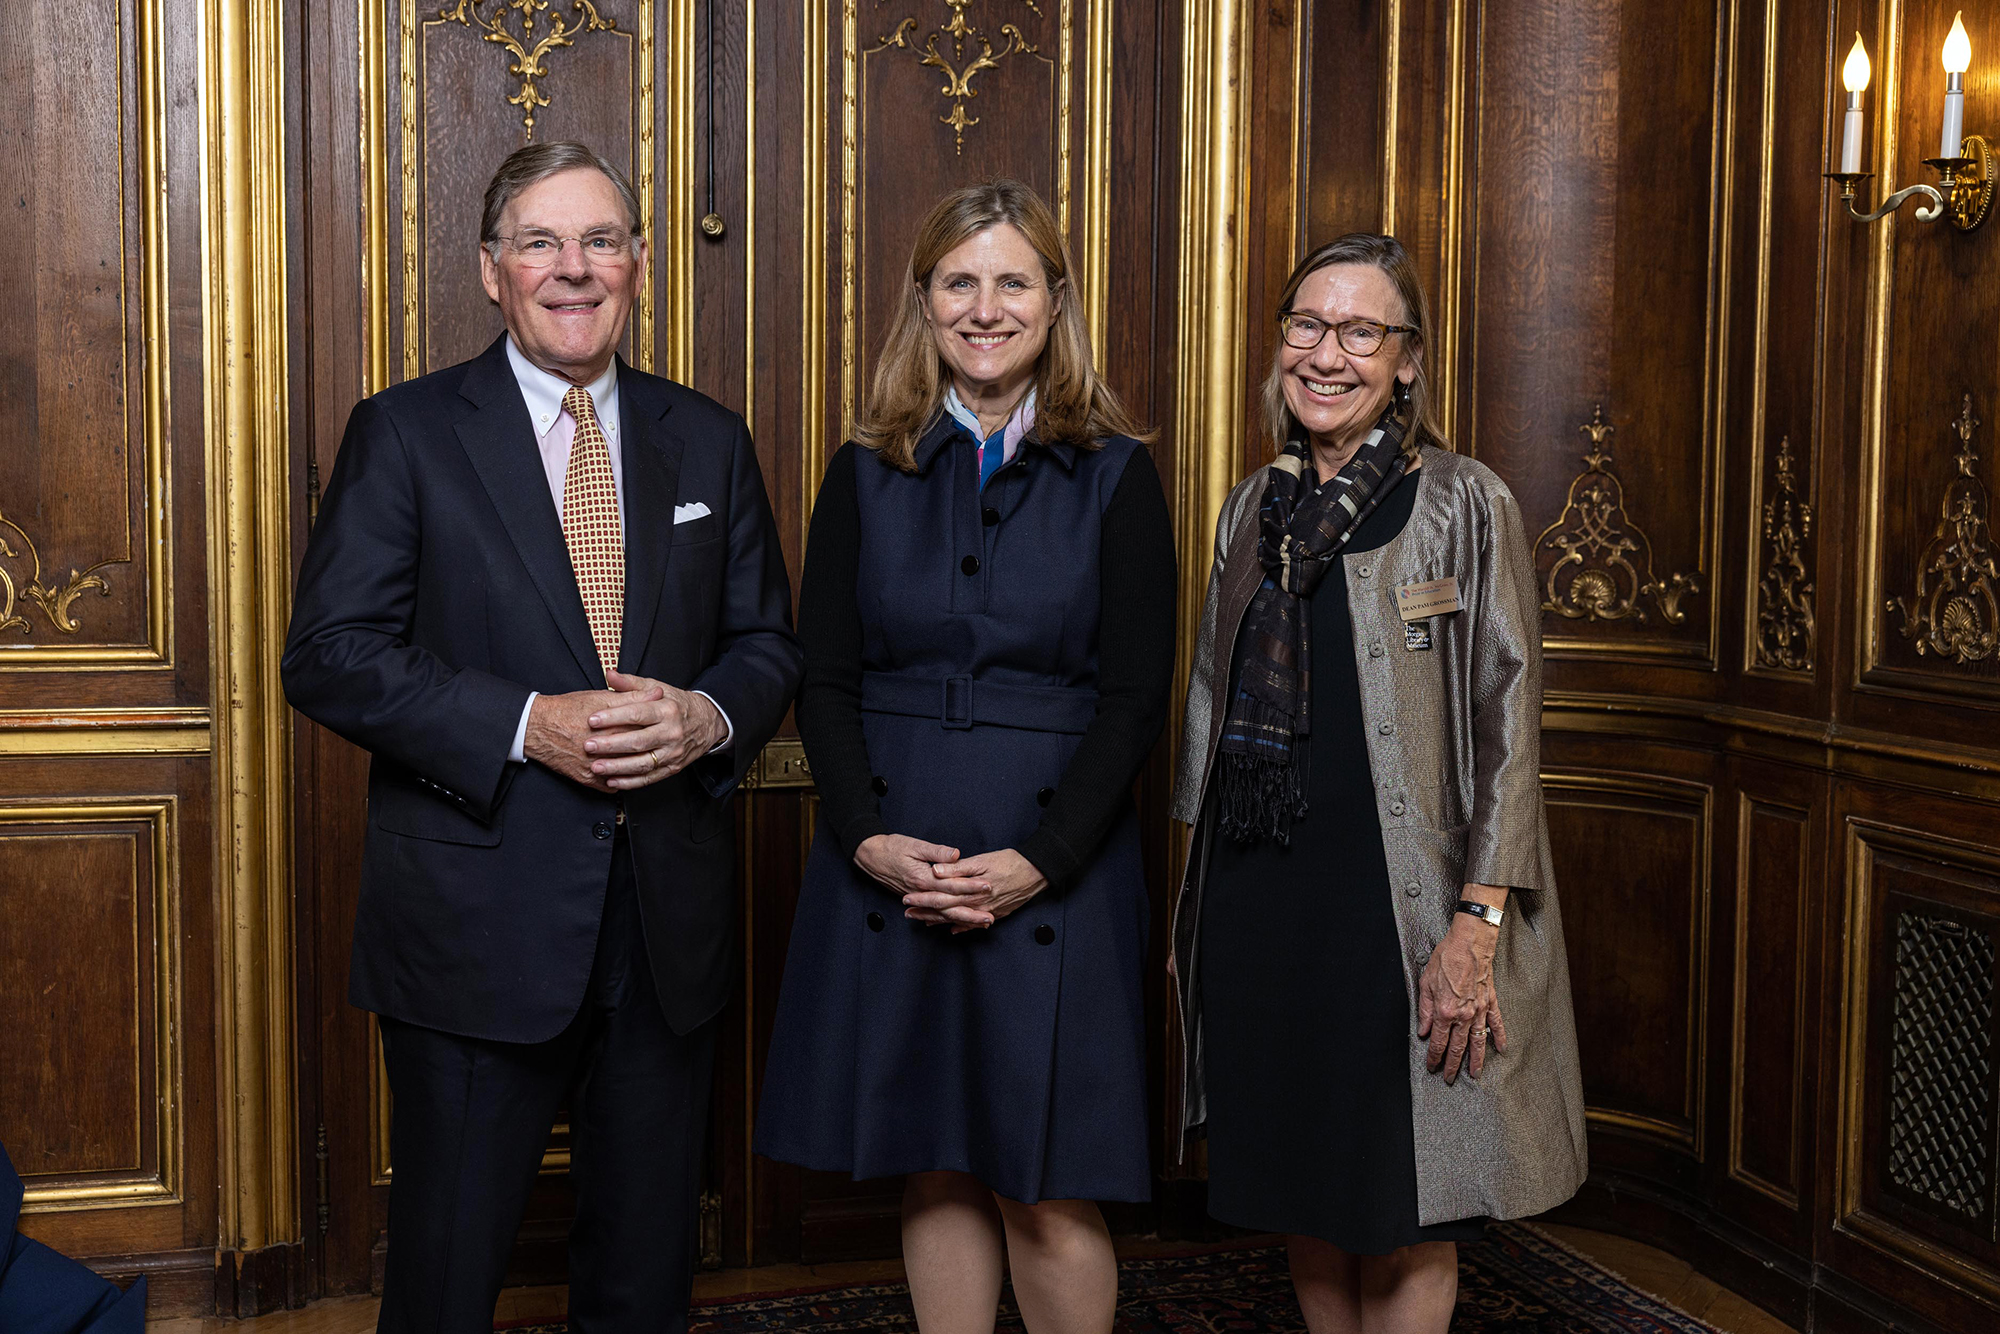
xmin=649 ymin=748 xmax=664 ymax=769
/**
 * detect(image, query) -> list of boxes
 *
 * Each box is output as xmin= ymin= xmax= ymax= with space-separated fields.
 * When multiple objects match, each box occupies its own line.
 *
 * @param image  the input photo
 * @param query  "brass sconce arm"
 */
xmin=1824 ymin=172 xmax=1946 ymax=223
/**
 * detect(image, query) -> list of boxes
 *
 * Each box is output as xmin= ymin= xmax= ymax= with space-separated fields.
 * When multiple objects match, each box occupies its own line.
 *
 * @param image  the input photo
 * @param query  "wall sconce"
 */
xmin=1825 ymin=14 xmax=1992 ymax=230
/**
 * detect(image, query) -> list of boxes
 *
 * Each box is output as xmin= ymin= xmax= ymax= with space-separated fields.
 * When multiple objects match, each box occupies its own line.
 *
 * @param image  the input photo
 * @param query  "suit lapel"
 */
xmin=455 ymin=336 xmax=603 ymax=687
xmin=615 ymin=362 xmax=682 ymax=674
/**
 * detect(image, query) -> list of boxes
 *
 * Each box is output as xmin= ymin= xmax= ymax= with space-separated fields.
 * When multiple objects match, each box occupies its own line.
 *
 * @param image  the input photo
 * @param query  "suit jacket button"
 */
xmin=961 ymin=555 xmax=981 ymax=576
xmin=867 ymin=911 xmax=885 ymax=932
xmin=1390 ymin=801 xmax=1406 ymax=816
xmin=1037 ymin=787 xmax=1056 ymax=807
xmin=871 ymin=775 xmax=889 ymax=796
xmin=982 ymin=506 xmax=1000 ymax=526
xmin=592 ymin=820 xmax=613 ymax=840
xmin=1034 ymin=924 xmax=1055 ymax=946
xmin=1407 ymin=883 xmax=1422 ymax=898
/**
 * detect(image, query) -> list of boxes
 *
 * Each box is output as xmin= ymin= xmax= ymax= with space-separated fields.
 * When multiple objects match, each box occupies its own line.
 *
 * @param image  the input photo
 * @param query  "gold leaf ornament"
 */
xmin=440 ymin=0 xmax=618 ymax=138
xmin=1891 ymin=394 xmax=2000 ymax=665
xmin=869 ymin=0 xmax=1049 ymax=154
xmin=1755 ymin=436 xmax=1816 ymax=671
xmin=1535 ymin=405 xmax=1701 ymax=627
xmin=0 ymin=510 xmax=120 ymax=637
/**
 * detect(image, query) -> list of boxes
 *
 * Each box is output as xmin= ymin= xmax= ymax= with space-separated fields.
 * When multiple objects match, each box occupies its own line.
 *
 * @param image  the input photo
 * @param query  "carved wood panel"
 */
xmin=1468 ymin=0 xmax=1726 ymax=664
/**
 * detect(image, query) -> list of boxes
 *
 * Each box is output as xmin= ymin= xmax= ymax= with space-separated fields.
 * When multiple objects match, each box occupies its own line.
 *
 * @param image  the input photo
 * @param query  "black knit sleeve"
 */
xmin=792 ymin=443 xmax=887 ymax=857
xmin=1016 ymin=444 xmax=1178 ymax=890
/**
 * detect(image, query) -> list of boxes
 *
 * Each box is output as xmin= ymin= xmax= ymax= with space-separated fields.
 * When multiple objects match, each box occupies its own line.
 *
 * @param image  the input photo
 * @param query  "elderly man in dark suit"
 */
xmin=282 ymin=141 xmax=801 ymax=1334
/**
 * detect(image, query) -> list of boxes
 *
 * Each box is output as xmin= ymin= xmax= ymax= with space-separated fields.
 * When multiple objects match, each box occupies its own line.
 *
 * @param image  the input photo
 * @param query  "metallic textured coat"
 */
xmin=1169 ymin=445 xmax=1588 ymax=1225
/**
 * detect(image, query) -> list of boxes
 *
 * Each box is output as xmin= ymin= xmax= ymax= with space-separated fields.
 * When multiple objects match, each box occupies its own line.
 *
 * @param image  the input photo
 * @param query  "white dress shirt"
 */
xmin=503 ymin=337 xmax=732 ymax=764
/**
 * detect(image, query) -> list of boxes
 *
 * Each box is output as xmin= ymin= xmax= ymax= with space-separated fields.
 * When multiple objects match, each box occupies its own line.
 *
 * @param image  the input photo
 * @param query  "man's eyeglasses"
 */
xmin=492 ymin=228 xmax=641 ymax=269
xmin=1278 ymin=313 xmax=1417 ymax=357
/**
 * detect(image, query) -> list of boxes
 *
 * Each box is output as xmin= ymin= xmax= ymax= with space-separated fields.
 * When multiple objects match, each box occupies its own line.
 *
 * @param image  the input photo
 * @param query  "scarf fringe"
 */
xmin=1216 ymin=747 xmax=1310 ymax=846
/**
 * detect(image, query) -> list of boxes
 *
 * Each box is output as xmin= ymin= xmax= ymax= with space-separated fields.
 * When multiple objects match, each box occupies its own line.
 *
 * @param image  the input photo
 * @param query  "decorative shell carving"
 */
xmin=1535 ymin=405 xmax=1701 ymax=627
xmin=1892 ymin=395 xmax=2000 ymax=665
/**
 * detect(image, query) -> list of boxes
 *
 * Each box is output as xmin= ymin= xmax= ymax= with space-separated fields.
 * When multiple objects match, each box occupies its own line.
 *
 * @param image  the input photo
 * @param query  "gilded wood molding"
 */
xmin=437 ymin=0 xmax=619 ymax=137
xmin=1754 ymin=436 xmax=1816 ymax=672
xmin=1891 ymin=395 xmax=1999 ymax=666
xmin=1536 ymin=406 xmax=1701 ymax=628
xmin=203 ymin=0 xmax=297 ymax=1252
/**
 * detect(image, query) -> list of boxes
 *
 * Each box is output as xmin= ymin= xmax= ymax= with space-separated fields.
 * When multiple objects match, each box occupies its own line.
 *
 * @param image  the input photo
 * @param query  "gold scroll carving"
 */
xmin=1536 ymin=405 xmax=1701 ymax=627
xmin=438 ymin=0 xmax=618 ymax=138
xmin=869 ymin=0 xmax=1051 ymax=154
xmin=1891 ymin=394 xmax=1999 ymax=665
xmin=1755 ymin=436 xmax=1816 ymax=672
xmin=0 ymin=510 xmax=123 ymax=637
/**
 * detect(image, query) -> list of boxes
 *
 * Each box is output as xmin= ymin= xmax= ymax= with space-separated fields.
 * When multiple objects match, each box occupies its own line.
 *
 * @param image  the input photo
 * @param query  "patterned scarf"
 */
xmin=1217 ymin=403 xmax=1413 ymax=844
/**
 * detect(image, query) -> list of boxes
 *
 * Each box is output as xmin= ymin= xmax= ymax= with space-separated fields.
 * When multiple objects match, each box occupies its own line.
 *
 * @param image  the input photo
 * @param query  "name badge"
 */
xmin=1395 ymin=576 xmax=1462 ymax=621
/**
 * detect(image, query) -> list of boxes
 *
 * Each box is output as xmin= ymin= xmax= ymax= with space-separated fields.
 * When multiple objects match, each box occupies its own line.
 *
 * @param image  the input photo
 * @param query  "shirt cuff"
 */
xmin=509 ymin=693 xmax=537 ymax=764
xmin=693 ymin=691 xmax=734 ymax=754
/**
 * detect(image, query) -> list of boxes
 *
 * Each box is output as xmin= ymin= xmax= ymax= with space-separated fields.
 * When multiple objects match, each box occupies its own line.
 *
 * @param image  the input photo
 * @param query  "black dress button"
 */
xmin=870 ymin=775 xmax=889 ymax=796
xmin=961 ymin=555 xmax=980 ymax=576
xmin=867 ymin=911 xmax=885 ymax=932
xmin=982 ymin=506 xmax=1000 ymax=526
xmin=1036 ymin=787 xmax=1056 ymax=807
xmin=592 ymin=820 xmax=613 ymax=840
xmin=1034 ymin=924 xmax=1056 ymax=946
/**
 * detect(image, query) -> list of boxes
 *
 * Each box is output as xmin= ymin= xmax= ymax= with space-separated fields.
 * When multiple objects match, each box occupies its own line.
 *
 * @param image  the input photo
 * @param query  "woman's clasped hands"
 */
xmin=853 ymin=835 xmax=1048 ymax=933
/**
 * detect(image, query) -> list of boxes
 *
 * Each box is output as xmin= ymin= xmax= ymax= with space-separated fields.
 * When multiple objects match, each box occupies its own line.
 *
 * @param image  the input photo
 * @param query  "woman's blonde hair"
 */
xmin=1259 ymin=232 xmax=1444 ymax=462
xmin=856 ymin=179 xmax=1152 ymax=470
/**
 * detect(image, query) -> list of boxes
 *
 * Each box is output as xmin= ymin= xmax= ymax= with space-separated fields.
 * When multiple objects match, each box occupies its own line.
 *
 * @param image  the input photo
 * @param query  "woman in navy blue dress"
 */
xmin=756 ymin=180 xmax=1174 ymax=1333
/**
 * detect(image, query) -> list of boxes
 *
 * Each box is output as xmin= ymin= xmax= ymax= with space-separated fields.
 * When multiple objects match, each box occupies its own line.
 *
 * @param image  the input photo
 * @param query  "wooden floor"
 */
xmin=146 ymin=1226 xmax=1797 ymax=1333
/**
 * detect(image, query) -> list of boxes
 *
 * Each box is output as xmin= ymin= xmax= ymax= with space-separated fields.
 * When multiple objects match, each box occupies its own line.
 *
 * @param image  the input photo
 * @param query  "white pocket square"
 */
xmin=673 ymin=502 xmax=712 ymax=524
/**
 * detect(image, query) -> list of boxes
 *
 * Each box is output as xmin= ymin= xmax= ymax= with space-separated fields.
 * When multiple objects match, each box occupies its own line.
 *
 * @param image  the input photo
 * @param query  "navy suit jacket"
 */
xmin=283 ymin=336 xmax=802 ymax=1039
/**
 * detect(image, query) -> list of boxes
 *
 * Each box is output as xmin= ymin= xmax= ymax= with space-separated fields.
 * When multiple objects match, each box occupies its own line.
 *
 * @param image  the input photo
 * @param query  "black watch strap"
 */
xmin=1455 ymin=899 xmax=1504 ymax=927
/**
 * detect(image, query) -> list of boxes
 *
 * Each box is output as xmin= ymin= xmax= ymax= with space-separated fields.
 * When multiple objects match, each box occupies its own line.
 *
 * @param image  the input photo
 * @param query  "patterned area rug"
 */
xmin=494 ymin=1221 xmax=1721 ymax=1332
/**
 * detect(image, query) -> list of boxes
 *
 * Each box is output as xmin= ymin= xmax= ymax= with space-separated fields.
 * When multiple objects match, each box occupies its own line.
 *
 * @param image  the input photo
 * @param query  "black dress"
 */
xmin=1199 ymin=469 xmax=1486 ymax=1253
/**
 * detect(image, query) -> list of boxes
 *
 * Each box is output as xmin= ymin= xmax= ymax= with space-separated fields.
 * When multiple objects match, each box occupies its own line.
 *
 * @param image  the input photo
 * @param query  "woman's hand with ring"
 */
xmin=1416 ymin=884 xmax=1510 ymax=1082
xmin=914 ymin=849 xmax=1047 ymax=933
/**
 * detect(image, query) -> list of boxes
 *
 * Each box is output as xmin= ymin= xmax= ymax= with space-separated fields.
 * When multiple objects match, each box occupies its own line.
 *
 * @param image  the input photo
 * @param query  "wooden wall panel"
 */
xmin=1729 ymin=791 xmax=1810 ymax=1208
xmin=1545 ymin=771 xmax=1712 ymax=1153
xmin=0 ymin=0 xmax=169 ymax=666
xmin=1471 ymin=0 xmax=1723 ymax=665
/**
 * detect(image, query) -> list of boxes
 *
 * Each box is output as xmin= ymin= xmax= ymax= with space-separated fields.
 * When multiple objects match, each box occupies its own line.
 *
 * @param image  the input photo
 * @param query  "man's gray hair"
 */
xmin=480 ymin=141 xmax=643 ymax=250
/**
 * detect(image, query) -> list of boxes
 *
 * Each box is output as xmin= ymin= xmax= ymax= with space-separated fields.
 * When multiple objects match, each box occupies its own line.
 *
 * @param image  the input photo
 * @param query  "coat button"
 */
xmin=1406 ymin=883 xmax=1422 ymax=898
xmin=1034 ymin=924 xmax=1055 ymax=946
xmin=1378 ymin=721 xmax=1396 ymax=735
xmin=1037 ymin=786 xmax=1056 ymax=807
xmin=871 ymin=775 xmax=889 ymax=796
xmin=961 ymin=555 xmax=981 ymax=575
xmin=1358 ymin=564 xmax=1373 ymax=578
xmin=982 ymin=506 xmax=1000 ymax=526
xmin=592 ymin=820 xmax=613 ymax=840
xmin=1369 ymin=641 xmax=1385 ymax=658
xmin=867 ymin=911 xmax=885 ymax=932
xmin=1390 ymin=801 xmax=1406 ymax=817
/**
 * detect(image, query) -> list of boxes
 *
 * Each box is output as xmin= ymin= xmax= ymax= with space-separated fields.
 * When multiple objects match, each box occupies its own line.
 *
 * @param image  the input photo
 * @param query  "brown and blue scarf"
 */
xmin=1217 ymin=404 xmax=1413 ymax=844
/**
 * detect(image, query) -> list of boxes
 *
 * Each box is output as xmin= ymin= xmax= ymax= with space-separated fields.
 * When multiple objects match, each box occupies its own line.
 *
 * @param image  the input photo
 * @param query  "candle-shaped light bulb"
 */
xmin=1844 ymin=32 xmax=1872 ymax=91
xmin=1943 ymin=12 xmax=1971 ymax=73
xmin=1841 ymin=33 xmax=1870 ymax=172
xmin=1942 ymin=12 xmax=1969 ymax=157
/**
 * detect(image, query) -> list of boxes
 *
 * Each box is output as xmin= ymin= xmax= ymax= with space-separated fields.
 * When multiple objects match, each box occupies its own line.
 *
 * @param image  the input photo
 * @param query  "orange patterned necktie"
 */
xmin=560 ymin=385 xmax=624 ymax=680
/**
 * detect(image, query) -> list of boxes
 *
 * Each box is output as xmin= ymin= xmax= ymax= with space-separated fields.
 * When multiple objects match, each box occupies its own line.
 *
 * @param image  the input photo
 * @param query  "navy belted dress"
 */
xmin=755 ymin=416 xmax=1176 ymax=1204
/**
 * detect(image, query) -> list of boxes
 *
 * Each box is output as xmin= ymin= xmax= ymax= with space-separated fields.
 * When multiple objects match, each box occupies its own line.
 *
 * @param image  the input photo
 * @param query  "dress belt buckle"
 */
xmin=941 ymin=675 xmax=975 ymax=730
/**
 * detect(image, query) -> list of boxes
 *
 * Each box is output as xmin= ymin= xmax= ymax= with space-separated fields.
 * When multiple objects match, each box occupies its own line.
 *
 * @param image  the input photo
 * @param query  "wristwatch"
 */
xmin=1455 ymin=899 xmax=1504 ymax=927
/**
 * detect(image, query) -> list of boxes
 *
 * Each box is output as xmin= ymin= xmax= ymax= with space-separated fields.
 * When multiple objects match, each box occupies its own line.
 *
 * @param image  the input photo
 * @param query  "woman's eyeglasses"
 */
xmin=1278 ymin=313 xmax=1417 ymax=357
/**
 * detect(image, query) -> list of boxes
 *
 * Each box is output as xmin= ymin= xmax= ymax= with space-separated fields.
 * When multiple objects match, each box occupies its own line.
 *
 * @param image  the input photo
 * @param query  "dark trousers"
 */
xmin=376 ymin=832 xmax=717 ymax=1334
